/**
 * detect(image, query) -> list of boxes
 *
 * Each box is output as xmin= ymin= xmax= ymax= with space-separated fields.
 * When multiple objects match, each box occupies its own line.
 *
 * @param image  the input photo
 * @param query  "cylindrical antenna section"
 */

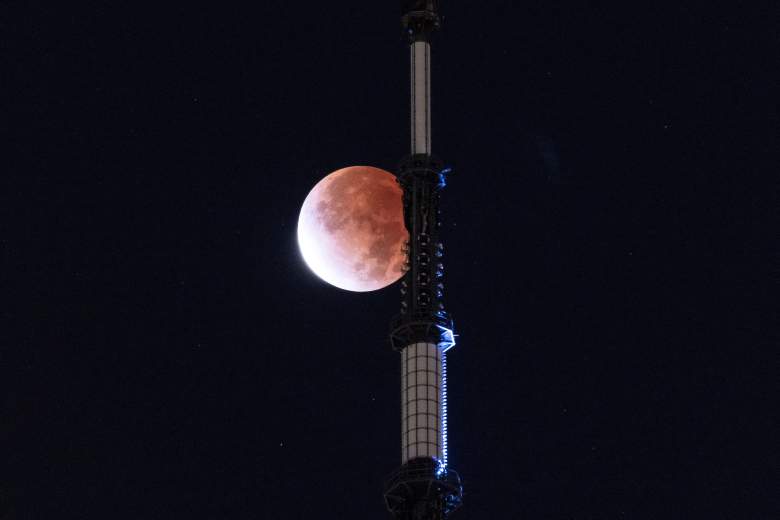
xmin=410 ymin=41 xmax=431 ymax=155
xmin=401 ymin=342 xmax=447 ymax=466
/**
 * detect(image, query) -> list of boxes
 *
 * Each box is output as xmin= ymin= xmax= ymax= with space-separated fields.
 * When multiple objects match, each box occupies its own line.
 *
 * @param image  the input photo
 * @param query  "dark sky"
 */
xmin=4 ymin=2 xmax=775 ymax=519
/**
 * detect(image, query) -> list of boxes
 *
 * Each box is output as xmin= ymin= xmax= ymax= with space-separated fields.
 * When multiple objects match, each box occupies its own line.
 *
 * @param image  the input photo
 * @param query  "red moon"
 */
xmin=297 ymin=166 xmax=408 ymax=292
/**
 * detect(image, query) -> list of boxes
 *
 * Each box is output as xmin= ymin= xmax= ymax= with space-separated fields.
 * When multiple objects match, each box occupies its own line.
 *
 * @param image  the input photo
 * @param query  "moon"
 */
xmin=297 ymin=166 xmax=408 ymax=292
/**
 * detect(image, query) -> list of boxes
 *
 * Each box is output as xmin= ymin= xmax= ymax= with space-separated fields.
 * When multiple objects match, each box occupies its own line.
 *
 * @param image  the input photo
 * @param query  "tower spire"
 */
xmin=404 ymin=1 xmax=438 ymax=155
xmin=384 ymin=2 xmax=463 ymax=519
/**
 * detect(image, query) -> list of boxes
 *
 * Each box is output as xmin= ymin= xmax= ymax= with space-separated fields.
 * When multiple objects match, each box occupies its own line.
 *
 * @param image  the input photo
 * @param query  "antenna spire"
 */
xmin=384 ymin=2 xmax=463 ymax=519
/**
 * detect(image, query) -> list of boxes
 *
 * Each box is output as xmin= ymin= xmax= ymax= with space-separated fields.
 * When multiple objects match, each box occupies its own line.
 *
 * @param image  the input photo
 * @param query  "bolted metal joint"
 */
xmin=401 ymin=0 xmax=441 ymax=41
xmin=384 ymin=458 xmax=463 ymax=520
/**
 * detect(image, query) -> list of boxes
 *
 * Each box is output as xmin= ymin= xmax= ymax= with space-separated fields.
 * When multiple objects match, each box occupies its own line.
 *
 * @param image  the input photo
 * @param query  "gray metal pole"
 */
xmin=411 ymin=40 xmax=431 ymax=155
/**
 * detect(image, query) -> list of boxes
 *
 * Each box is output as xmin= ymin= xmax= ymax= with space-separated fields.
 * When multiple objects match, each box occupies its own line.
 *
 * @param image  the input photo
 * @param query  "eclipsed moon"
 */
xmin=297 ymin=166 xmax=408 ymax=292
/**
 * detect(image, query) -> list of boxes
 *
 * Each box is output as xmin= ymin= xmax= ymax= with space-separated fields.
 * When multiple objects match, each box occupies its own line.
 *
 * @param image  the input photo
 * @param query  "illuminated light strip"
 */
xmin=439 ymin=349 xmax=449 ymax=473
xmin=435 ymin=324 xmax=456 ymax=475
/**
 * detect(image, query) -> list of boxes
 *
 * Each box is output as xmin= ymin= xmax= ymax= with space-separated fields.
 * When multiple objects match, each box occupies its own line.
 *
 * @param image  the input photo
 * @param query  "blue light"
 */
xmin=436 ymin=458 xmax=446 ymax=477
xmin=437 ymin=324 xmax=457 ymax=352
xmin=438 ymin=167 xmax=452 ymax=188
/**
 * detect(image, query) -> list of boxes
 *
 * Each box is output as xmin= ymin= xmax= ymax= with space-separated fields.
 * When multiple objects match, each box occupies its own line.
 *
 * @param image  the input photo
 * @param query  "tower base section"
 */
xmin=384 ymin=458 xmax=462 ymax=520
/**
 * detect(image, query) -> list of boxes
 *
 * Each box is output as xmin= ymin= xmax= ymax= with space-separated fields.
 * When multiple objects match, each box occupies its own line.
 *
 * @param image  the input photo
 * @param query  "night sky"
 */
xmin=4 ymin=2 xmax=775 ymax=519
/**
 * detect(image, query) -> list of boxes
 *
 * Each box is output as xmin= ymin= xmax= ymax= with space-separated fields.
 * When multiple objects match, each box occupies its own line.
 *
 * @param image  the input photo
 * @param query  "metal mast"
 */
xmin=384 ymin=2 xmax=462 ymax=519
